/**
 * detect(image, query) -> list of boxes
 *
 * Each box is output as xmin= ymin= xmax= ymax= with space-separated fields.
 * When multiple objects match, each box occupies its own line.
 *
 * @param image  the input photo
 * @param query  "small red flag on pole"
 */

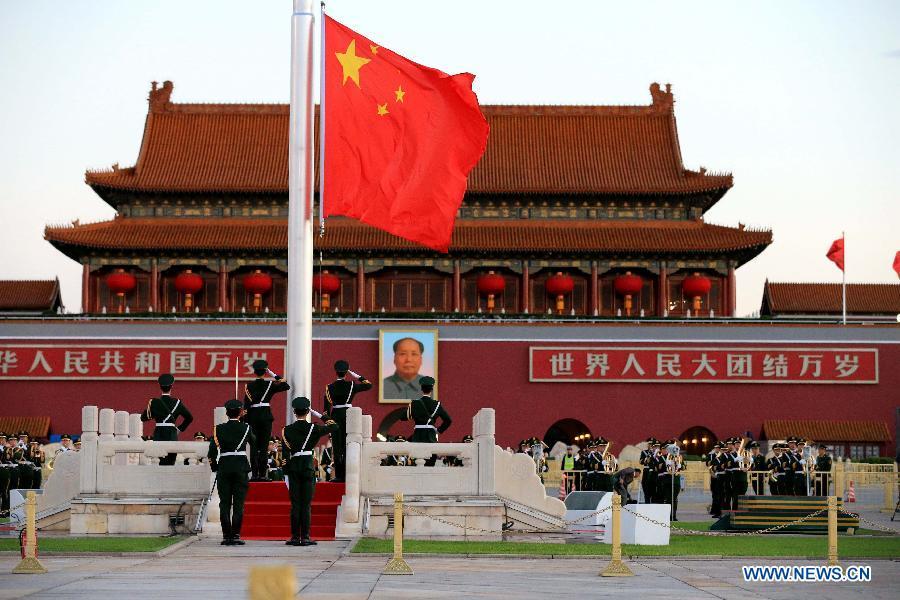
xmin=893 ymin=251 xmax=900 ymax=279
xmin=826 ymin=238 xmax=845 ymax=271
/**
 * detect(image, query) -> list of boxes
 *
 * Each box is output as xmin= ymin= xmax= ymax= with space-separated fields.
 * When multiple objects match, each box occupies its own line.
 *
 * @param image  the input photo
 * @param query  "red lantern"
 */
xmin=174 ymin=269 xmax=204 ymax=311
xmin=545 ymin=272 xmax=574 ymax=314
xmin=476 ymin=271 xmax=506 ymax=312
xmin=243 ymin=270 xmax=273 ymax=313
xmin=682 ymin=272 xmax=711 ymax=314
xmin=313 ymin=271 xmax=341 ymax=312
xmin=614 ymin=271 xmax=643 ymax=316
xmin=105 ymin=268 xmax=136 ymax=313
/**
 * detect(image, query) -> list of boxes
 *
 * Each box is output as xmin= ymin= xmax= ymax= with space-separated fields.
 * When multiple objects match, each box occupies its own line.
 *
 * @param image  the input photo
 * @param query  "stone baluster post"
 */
xmin=474 ymin=408 xmax=496 ymax=495
xmin=341 ymin=407 xmax=363 ymax=524
xmin=362 ymin=414 xmax=372 ymax=441
xmin=113 ymin=411 xmax=130 ymax=465
xmin=98 ymin=409 xmax=115 ymax=471
xmin=79 ymin=406 xmax=99 ymax=494
xmin=128 ymin=413 xmax=143 ymax=465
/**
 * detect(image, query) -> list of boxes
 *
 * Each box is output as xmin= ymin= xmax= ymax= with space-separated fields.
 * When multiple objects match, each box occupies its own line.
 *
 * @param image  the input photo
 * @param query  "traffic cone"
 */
xmin=847 ymin=481 xmax=856 ymax=503
xmin=558 ymin=473 xmax=567 ymax=500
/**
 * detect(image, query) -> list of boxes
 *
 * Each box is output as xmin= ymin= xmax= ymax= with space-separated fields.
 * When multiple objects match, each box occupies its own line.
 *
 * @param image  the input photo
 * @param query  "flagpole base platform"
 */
xmin=383 ymin=557 xmax=413 ymax=575
xmin=600 ymin=559 xmax=634 ymax=577
xmin=13 ymin=556 xmax=48 ymax=574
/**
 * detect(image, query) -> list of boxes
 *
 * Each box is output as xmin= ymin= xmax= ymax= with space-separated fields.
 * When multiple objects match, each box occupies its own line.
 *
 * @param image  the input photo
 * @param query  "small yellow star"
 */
xmin=335 ymin=39 xmax=371 ymax=87
xmin=370 ymin=44 xmax=379 ymax=55
xmin=377 ymin=103 xmax=389 ymax=116
xmin=395 ymin=85 xmax=405 ymax=103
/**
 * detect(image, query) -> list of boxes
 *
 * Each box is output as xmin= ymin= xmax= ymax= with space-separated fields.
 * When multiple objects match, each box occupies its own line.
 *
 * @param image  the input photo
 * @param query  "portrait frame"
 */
xmin=378 ymin=329 xmax=438 ymax=404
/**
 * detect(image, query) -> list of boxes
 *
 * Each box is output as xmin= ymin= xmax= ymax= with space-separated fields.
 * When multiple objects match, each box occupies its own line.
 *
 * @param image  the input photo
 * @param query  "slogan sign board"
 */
xmin=529 ymin=346 xmax=878 ymax=384
xmin=0 ymin=344 xmax=285 ymax=381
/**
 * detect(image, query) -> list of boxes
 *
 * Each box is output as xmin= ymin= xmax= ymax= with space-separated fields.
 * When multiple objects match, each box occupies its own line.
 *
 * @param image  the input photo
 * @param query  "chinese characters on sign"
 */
xmin=530 ymin=347 xmax=878 ymax=384
xmin=0 ymin=345 xmax=285 ymax=380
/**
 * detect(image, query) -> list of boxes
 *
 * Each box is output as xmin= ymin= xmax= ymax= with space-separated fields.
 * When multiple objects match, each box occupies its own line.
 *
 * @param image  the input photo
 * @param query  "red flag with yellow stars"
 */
xmin=323 ymin=16 xmax=489 ymax=253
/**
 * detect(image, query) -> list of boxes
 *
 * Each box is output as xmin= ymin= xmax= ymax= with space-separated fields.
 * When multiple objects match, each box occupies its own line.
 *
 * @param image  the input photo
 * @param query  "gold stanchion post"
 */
xmin=383 ymin=492 xmax=413 ymax=575
xmin=249 ymin=565 xmax=296 ymax=600
xmin=827 ymin=495 xmax=838 ymax=566
xmin=600 ymin=493 xmax=634 ymax=577
xmin=13 ymin=491 xmax=47 ymax=574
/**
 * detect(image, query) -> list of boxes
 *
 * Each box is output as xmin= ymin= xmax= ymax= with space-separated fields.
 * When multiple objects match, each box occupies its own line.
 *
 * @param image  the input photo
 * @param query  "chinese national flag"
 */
xmin=323 ymin=16 xmax=489 ymax=252
xmin=826 ymin=237 xmax=844 ymax=271
xmin=893 ymin=251 xmax=900 ymax=278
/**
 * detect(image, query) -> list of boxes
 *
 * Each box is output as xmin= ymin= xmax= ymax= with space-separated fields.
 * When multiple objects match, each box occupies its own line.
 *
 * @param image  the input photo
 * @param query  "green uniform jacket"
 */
xmin=243 ymin=377 xmax=291 ymax=424
xmin=207 ymin=420 xmax=256 ymax=474
xmin=140 ymin=394 xmax=193 ymax=440
xmin=282 ymin=420 xmax=339 ymax=478
xmin=400 ymin=395 xmax=451 ymax=443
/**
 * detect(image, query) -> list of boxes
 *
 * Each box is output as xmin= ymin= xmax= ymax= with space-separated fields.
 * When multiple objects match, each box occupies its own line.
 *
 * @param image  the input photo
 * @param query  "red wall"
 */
xmin=0 ymin=335 xmax=897 ymax=452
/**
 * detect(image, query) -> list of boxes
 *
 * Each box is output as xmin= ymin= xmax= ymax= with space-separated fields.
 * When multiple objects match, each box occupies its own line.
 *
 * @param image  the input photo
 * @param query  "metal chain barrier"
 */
xmin=622 ymin=506 xmax=828 ymax=536
xmin=0 ymin=500 xmax=27 ymax=519
xmin=403 ymin=503 xmax=612 ymax=535
xmin=840 ymin=509 xmax=900 ymax=535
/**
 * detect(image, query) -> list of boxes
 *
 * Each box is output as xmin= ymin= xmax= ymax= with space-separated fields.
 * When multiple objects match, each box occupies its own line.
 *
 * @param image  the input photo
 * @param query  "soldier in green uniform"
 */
xmin=813 ymin=444 xmax=833 ymax=496
xmin=323 ymin=360 xmax=372 ymax=482
xmin=282 ymin=397 xmax=339 ymax=546
xmin=207 ymin=399 xmax=255 ymax=546
xmin=0 ymin=433 xmax=10 ymax=514
xmin=140 ymin=374 xmax=193 ymax=465
xmin=400 ymin=376 xmax=451 ymax=466
xmin=27 ymin=440 xmax=44 ymax=489
xmin=640 ymin=439 xmax=659 ymax=503
xmin=244 ymin=359 xmax=290 ymax=481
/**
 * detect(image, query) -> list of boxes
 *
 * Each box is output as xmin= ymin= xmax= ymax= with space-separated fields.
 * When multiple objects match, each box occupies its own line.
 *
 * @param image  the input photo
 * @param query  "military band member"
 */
xmin=794 ymin=438 xmax=809 ymax=496
xmin=323 ymin=360 xmax=372 ymax=482
xmin=319 ymin=443 xmax=334 ymax=481
xmin=141 ymin=374 xmax=193 ymax=466
xmin=598 ymin=438 xmax=616 ymax=492
xmin=749 ymin=441 xmax=767 ymax=495
xmin=731 ymin=438 xmax=750 ymax=509
xmin=185 ymin=432 xmax=208 ymax=465
xmin=655 ymin=443 xmax=684 ymax=521
xmin=283 ymin=397 xmax=339 ymax=546
xmin=767 ymin=443 xmax=786 ymax=495
xmin=639 ymin=438 xmax=659 ymax=503
xmin=380 ymin=435 xmax=410 ymax=466
xmin=208 ymin=399 xmax=255 ymax=546
xmin=57 ymin=434 xmax=74 ymax=453
xmin=244 ymin=360 xmax=290 ymax=481
xmin=27 ymin=440 xmax=44 ymax=489
xmin=709 ymin=442 xmax=727 ymax=518
xmin=0 ymin=433 xmax=10 ymax=514
xmin=14 ymin=432 xmax=32 ymax=490
xmin=813 ymin=444 xmax=833 ymax=496
xmin=783 ymin=437 xmax=801 ymax=496
xmin=266 ymin=438 xmax=285 ymax=481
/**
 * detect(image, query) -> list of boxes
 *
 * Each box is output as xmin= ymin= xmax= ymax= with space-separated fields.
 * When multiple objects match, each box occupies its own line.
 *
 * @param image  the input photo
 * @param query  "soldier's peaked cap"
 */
xmin=292 ymin=397 xmax=311 ymax=411
xmin=224 ymin=399 xmax=242 ymax=410
xmin=0 ymin=432 xmax=6 ymax=438
xmin=334 ymin=360 xmax=349 ymax=372
xmin=252 ymin=359 xmax=269 ymax=371
xmin=420 ymin=376 xmax=435 ymax=387
xmin=60 ymin=434 xmax=71 ymax=440
xmin=158 ymin=373 xmax=175 ymax=387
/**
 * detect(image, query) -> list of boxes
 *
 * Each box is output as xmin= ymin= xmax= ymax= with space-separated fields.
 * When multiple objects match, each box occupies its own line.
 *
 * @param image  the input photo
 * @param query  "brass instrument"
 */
xmin=667 ymin=444 xmax=684 ymax=474
xmin=601 ymin=442 xmax=617 ymax=474
xmin=737 ymin=438 xmax=753 ymax=472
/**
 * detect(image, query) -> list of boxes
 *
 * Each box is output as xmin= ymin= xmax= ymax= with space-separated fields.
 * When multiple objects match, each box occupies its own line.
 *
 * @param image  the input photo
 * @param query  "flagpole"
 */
xmin=842 ymin=231 xmax=846 ymax=325
xmin=318 ymin=1 xmax=326 ymax=237
xmin=287 ymin=0 xmax=316 ymax=423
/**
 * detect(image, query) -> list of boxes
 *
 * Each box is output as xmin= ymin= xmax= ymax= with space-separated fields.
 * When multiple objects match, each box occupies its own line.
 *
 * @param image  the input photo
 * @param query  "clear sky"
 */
xmin=1 ymin=0 xmax=898 ymax=315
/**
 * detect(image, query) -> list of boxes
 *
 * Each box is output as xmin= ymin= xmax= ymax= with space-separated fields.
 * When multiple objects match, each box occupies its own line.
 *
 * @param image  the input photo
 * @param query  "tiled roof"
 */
xmin=84 ymin=81 xmax=732 ymax=197
xmin=45 ymin=217 xmax=771 ymax=258
xmin=0 ymin=417 xmax=52 ymax=440
xmin=762 ymin=420 xmax=891 ymax=443
xmin=0 ymin=279 xmax=62 ymax=312
xmin=762 ymin=282 xmax=900 ymax=315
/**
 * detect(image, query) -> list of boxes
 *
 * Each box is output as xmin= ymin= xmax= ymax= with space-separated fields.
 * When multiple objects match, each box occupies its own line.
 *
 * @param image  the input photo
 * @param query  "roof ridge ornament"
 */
xmin=649 ymin=82 xmax=674 ymax=112
xmin=149 ymin=80 xmax=174 ymax=112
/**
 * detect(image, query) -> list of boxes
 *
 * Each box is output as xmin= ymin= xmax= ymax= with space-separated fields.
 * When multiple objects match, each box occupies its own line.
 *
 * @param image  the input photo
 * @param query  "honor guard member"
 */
xmin=282 ymin=397 xmax=339 ymax=546
xmin=208 ymin=399 xmax=255 ymax=546
xmin=141 ymin=374 xmax=193 ymax=465
xmin=0 ymin=433 xmax=10 ymax=514
xmin=639 ymin=439 xmax=659 ymax=503
xmin=813 ymin=444 xmax=833 ymax=496
xmin=400 ymin=376 xmax=451 ymax=465
xmin=244 ymin=360 xmax=290 ymax=481
xmin=748 ymin=441 xmax=767 ymax=495
xmin=323 ymin=360 xmax=372 ymax=482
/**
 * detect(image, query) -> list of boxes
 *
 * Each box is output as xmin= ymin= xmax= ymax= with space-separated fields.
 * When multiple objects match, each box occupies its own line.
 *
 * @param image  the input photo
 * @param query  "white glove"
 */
xmin=266 ymin=368 xmax=279 ymax=378
xmin=310 ymin=409 xmax=323 ymax=419
xmin=348 ymin=370 xmax=361 ymax=379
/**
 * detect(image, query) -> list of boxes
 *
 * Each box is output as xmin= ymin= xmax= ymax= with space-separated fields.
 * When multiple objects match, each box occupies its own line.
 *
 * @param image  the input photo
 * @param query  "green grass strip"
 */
xmin=352 ymin=536 xmax=900 ymax=558
xmin=0 ymin=536 xmax=185 ymax=553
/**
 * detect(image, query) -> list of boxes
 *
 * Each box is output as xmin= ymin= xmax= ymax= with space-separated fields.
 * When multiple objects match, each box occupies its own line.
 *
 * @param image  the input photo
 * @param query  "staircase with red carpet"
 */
xmin=240 ymin=481 xmax=344 ymax=541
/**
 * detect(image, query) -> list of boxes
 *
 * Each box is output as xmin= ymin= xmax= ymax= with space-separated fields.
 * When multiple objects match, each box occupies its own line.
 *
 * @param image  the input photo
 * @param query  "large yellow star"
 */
xmin=377 ymin=103 xmax=389 ymax=117
xmin=395 ymin=85 xmax=405 ymax=103
xmin=335 ymin=39 xmax=371 ymax=87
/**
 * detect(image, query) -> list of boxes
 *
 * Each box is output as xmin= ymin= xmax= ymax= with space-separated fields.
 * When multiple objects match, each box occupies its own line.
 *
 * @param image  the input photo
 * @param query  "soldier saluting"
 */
xmin=400 ymin=376 xmax=451 ymax=466
xmin=282 ymin=397 xmax=338 ymax=546
xmin=208 ymin=399 xmax=255 ymax=546
xmin=141 ymin=374 xmax=193 ymax=465
xmin=323 ymin=360 xmax=372 ymax=482
xmin=244 ymin=359 xmax=290 ymax=481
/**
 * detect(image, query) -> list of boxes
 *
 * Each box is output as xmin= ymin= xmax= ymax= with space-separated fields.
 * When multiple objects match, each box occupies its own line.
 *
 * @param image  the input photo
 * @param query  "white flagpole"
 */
xmin=287 ymin=0 xmax=316 ymax=423
xmin=841 ymin=231 xmax=846 ymax=325
xmin=318 ymin=1 xmax=326 ymax=237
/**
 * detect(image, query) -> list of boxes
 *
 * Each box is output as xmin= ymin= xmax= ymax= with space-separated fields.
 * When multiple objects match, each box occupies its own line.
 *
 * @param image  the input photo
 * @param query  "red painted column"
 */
xmin=150 ymin=259 xmax=159 ymax=311
xmin=81 ymin=263 xmax=90 ymax=314
xmin=452 ymin=260 xmax=461 ymax=312
xmin=218 ymin=260 xmax=228 ymax=312
xmin=727 ymin=265 xmax=736 ymax=317
xmin=590 ymin=263 xmax=599 ymax=316
xmin=658 ymin=264 xmax=667 ymax=316
xmin=357 ymin=260 xmax=365 ymax=311
xmin=521 ymin=262 xmax=530 ymax=313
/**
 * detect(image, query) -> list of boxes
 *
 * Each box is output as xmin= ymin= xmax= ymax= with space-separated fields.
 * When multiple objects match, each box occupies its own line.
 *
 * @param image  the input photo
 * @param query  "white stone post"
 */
xmin=79 ymin=406 xmax=99 ymax=494
xmin=341 ymin=407 xmax=363 ymax=523
xmin=98 ymin=409 xmax=115 ymax=443
xmin=362 ymin=414 xmax=372 ymax=441
xmin=474 ymin=408 xmax=496 ymax=495
xmin=128 ymin=413 xmax=143 ymax=439
xmin=113 ymin=411 xmax=129 ymax=465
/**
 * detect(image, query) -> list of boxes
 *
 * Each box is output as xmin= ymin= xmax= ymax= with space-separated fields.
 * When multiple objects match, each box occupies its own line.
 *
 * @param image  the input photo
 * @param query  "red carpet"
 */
xmin=240 ymin=481 xmax=344 ymax=541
